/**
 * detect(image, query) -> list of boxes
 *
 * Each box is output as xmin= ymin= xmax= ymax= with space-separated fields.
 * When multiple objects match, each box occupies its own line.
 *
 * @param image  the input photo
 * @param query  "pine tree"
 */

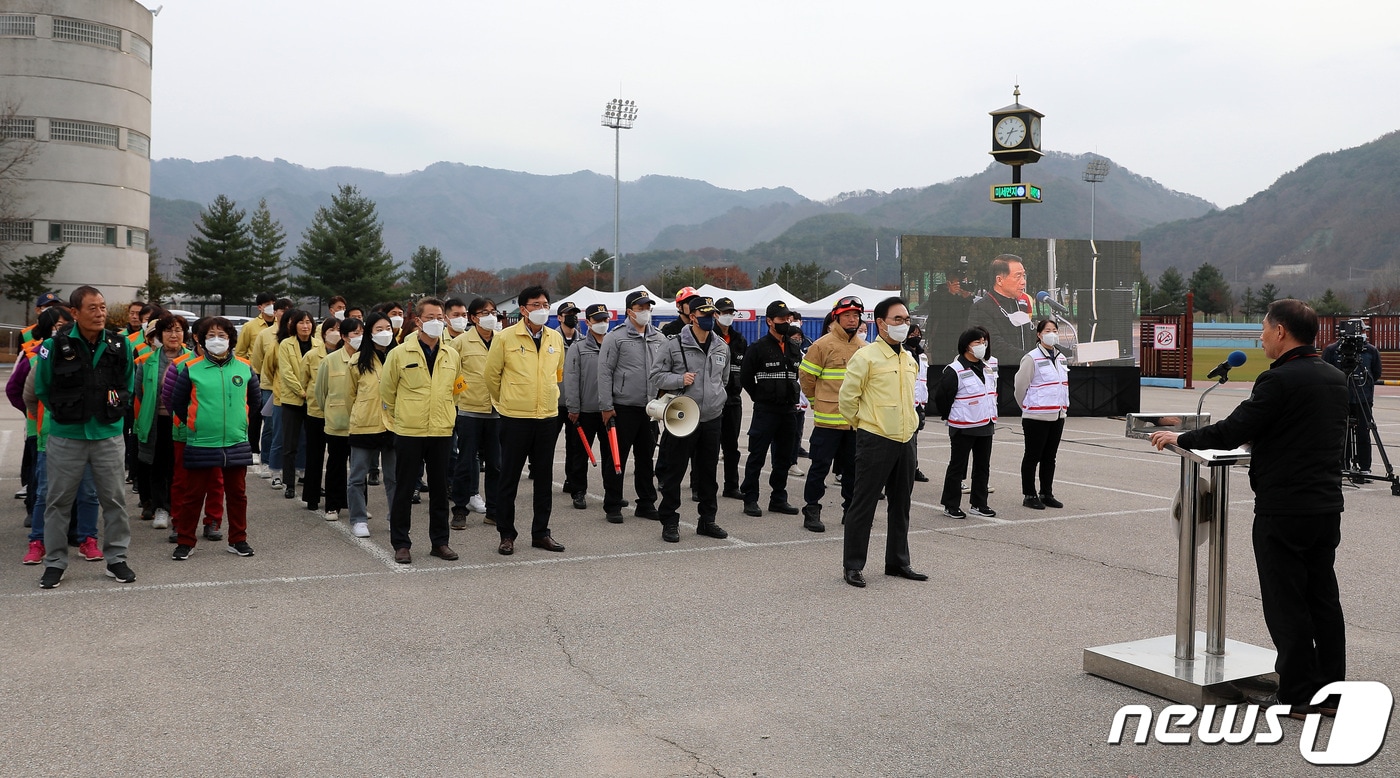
xmin=1154 ymin=267 xmax=1187 ymax=314
xmin=1258 ymin=282 xmax=1281 ymax=308
xmin=247 ymin=198 xmax=287 ymax=298
xmin=403 ymin=245 xmax=451 ymax=298
xmin=1 ymin=245 xmax=65 ymax=323
xmin=1188 ymin=262 xmax=1232 ymax=321
xmin=177 ymin=194 xmax=253 ymax=314
xmin=290 ymin=184 xmax=401 ymax=307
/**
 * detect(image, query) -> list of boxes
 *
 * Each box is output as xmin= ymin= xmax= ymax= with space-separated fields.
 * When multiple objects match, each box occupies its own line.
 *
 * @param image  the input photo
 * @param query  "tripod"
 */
xmin=1341 ymin=365 xmax=1400 ymax=496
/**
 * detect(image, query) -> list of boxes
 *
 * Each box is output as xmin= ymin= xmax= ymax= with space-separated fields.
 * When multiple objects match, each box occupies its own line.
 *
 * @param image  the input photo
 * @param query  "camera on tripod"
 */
xmin=1335 ymin=318 xmax=1369 ymax=373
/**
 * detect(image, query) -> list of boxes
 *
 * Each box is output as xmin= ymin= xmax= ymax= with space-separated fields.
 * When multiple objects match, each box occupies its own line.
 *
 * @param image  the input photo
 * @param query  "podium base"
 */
xmin=1084 ymin=632 xmax=1277 ymax=705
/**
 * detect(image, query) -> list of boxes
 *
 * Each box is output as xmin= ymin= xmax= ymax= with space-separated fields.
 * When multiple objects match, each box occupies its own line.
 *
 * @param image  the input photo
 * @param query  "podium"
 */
xmin=1083 ymin=416 xmax=1277 ymax=704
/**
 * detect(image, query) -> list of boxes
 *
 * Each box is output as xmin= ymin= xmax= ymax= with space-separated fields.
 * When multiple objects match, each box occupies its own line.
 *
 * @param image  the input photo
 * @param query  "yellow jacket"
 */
xmin=451 ymin=327 xmax=495 ymax=414
xmin=251 ymin=326 xmax=281 ymax=406
xmin=316 ymin=348 xmax=354 ymax=436
xmin=484 ymin=321 xmax=564 ymax=419
xmin=799 ymin=328 xmax=863 ymax=430
xmin=276 ymin=335 xmax=321 ymax=407
xmin=236 ymin=315 xmax=272 ymax=361
xmin=345 ymin=349 xmax=392 ymax=435
xmin=379 ymin=332 xmax=463 ymax=437
xmin=302 ymin=343 xmax=331 ymax=419
xmin=838 ymin=338 xmax=919 ymax=443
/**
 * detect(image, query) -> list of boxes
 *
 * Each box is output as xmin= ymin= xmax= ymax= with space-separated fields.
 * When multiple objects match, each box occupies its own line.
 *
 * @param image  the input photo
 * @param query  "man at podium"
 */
xmin=1150 ymin=299 xmax=1348 ymax=717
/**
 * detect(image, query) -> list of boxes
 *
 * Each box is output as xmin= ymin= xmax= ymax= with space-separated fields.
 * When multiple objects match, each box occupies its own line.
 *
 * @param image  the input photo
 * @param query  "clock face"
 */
xmin=1030 ymin=116 xmax=1042 ymax=149
xmin=995 ymin=115 xmax=1027 ymax=148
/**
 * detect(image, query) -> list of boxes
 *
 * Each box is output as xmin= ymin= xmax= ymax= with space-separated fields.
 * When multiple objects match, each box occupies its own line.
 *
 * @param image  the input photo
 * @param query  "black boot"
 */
xmin=801 ymin=504 xmax=826 ymax=533
xmin=661 ymin=523 xmax=680 ymax=543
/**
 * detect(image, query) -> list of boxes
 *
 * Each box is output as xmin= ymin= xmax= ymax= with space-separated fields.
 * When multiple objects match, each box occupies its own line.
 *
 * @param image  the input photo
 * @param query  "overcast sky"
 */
xmin=146 ymin=0 xmax=1399 ymax=209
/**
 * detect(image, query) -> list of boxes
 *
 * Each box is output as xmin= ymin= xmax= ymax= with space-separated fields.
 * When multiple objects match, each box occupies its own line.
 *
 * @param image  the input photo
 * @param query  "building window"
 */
xmin=0 ymin=14 xmax=36 ymax=37
xmin=49 ymin=222 xmax=111 ymax=245
xmin=105 ymin=226 xmax=117 ymax=246
xmin=0 ymin=117 xmax=35 ymax=140
xmin=51 ymin=17 xmax=121 ymax=49
xmin=127 ymin=229 xmax=148 ymax=250
xmin=129 ymin=34 xmax=152 ymax=65
xmin=0 ymin=220 xmax=33 ymax=242
xmin=127 ymin=131 xmax=149 ymax=157
xmin=49 ymin=119 xmax=119 ymax=148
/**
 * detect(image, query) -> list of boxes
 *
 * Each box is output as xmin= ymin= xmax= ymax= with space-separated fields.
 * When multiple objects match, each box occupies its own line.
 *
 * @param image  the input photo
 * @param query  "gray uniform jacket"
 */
xmin=649 ymin=325 xmax=729 ymax=423
xmin=598 ymin=322 xmax=664 ymax=411
xmin=563 ymin=334 xmax=605 ymax=414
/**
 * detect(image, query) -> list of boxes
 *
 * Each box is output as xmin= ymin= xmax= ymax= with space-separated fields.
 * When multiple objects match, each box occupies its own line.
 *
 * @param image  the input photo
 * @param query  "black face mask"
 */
xmin=773 ymin=322 xmax=795 ymax=338
xmin=843 ymin=326 xmax=859 ymax=337
xmin=906 ymin=336 xmax=922 ymax=349
xmin=562 ymin=315 xmax=578 ymax=328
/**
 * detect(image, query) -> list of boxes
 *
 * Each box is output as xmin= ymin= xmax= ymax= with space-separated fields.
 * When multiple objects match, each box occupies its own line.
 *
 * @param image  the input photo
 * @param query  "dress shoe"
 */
xmin=1246 ymin=691 xmax=1328 ymax=720
xmin=914 ymin=469 xmax=930 ymax=483
xmin=843 ymin=569 xmax=867 ymax=588
xmin=430 ymin=545 xmax=459 ymax=561
xmin=768 ymin=501 xmax=799 ymax=515
xmin=1232 ymin=674 xmax=1279 ymax=694
xmin=635 ymin=505 xmax=659 ymax=521
xmin=572 ymin=492 xmax=587 ymax=510
xmin=497 ymin=537 xmax=514 ymax=555
xmin=393 ymin=547 xmax=411 ymax=564
xmin=1022 ymin=495 xmax=1046 ymax=510
xmin=722 ymin=488 xmax=745 ymax=500
xmin=532 ymin=535 xmax=566 ymax=552
xmin=884 ymin=565 xmax=930 ymax=581
xmin=696 ymin=522 xmax=728 ymax=539
xmin=1039 ymin=494 xmax=1063 ymax=509
xmin=605 ymin=512 xmax=624 ymax=524
xmin=743 ymin=502 xmax=764 ymax=517
xmin=661 ymin=525 xmax=680 ymax=543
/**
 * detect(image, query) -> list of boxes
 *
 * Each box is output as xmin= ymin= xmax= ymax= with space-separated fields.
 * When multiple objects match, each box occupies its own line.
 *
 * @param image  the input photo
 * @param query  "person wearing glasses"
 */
xmin=484 ymin=286 xmax=568 ymax=555
xmin=966 ymin=254 xmax=1034 ymax=418
xmin=450 ymin=298 xmax=502 ymax=528
xmin=837 ymin=297 xmax=927 ymax=588
xmin=797 ymin=296 xmax=865 ymax=533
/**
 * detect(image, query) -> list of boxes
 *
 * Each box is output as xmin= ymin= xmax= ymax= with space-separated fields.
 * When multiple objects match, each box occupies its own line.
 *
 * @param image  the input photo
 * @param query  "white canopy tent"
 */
xmin=557 ymin=285 xmax=677 ymax=317
xmin=804 ymin=283 xmax=902 ymax=318
xmin=692 ymin=283 xmax=808 ymax=321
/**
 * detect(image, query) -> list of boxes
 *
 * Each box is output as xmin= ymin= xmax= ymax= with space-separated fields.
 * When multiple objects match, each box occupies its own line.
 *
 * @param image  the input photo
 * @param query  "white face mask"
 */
xmin=324 ymin=330 xmax=340 ymax=346
xmin=591 ymin=321 xmax=609 ymax=336
xmin=262 ymin=305 xmax=275 ymax=317
xmin=478 ymin=314 xmax=499 ymax=332
xmin=971 ymin=343 xmax=988 ymax=360
xmin=886 ymin=323 xmax=910 ymax=343
xmin=449 ymin=316 xmax=468 ymax=333
xmin=372 ymin=330 xmax=394 ymax=348
xmin=389 ymin=315 xmax=404 ymax=329
xmin=333 ymin=309 xmax=346 ymax=320
xmin=528 ymin=308 xmax=551 ymax=326
xmin=349 ymin=335 xmax=363 ymax=350
xmin=419 ymin=319 xmax=446 ymax=339
xmin=717 ymin=314 xmax=735 ymax=328
xmin=632 ymin=310 xmax=652 ymax=327
xmin=204 ymin=337 xmax=229 ymax=356
xmin=1041 ymin=332 xmax=1058 ymax=349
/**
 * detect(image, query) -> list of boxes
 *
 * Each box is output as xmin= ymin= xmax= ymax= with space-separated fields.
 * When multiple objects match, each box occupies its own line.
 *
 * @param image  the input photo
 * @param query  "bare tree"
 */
xmin=0 ymin=99 xmax=41 ymax=262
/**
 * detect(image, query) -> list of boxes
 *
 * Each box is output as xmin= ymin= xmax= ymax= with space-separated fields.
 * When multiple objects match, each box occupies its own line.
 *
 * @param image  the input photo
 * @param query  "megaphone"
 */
xmin=1170 ymin=475 xmax=1213 ymax=547
xmin=646 ymin=393 xmax=700 ymax=437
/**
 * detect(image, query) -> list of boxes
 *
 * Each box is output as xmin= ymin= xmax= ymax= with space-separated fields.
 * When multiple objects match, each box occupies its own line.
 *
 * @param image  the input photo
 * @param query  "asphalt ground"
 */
xmin=2 ymin=385 xmax=1398 ymax=777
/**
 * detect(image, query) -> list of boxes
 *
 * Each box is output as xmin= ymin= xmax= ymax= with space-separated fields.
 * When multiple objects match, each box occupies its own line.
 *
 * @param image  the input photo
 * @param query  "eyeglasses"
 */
xmin=522 ymin=301 xmax=551 ymax=311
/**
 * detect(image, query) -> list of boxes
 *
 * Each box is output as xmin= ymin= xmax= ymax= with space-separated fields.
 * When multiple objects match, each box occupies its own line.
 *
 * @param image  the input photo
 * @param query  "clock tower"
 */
xmin=988 ymin=85 xmax=1045 ymax=237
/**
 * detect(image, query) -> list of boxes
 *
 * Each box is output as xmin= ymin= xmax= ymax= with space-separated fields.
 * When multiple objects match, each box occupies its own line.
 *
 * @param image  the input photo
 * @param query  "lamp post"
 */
xmin=582 ymin=255 xmax=614 ymax=290
xmin=830 ymin=268 xmax=868 ymax=284
xmin=1082 ymin=157 xmax=1111 ymax=244
xmin=601 ymin=98 xmax=638 ymax=292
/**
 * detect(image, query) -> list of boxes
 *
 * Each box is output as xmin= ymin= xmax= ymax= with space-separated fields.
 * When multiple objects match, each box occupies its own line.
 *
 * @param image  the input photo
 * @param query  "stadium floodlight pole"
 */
xmin=601 ymin=98 xmax=639 ymax=292
xmin=830 ymin=268 xmax=868 ymax=284
xmin=1082 ymin=157 xmax=1111 ymax=245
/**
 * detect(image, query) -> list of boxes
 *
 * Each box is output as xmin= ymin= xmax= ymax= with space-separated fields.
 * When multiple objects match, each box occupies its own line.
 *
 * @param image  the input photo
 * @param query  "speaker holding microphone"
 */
xmin=645 ymin=394 xmax=700 ymax=437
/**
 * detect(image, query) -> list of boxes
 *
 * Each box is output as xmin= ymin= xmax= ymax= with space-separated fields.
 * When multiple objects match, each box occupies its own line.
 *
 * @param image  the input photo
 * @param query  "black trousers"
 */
xmin=21 ymin=434 xmax=35 ymax=511
xmin=497 ymin=416 xmax=559 ymax=541
xmin=1020 ymin=417 xmax=1065 ymax=497
xmin=389 ymin=434 xmax=452 ymax=551
xmin=842 ymin=430 xmax=915 ymax=572
xmin=149 ymin=415 xmax=176 ymax=512
xmin=740 ymin=406 xmax=797 ymax=505
xmin=601 ymin=405 xmax=658 ymax=513
xmin=281 ymin=403 xmax=307 ymax=485
xmin=804 ymin=426 xmax=856 ymax=513
xmin=247 ymin=399 xmax=262 ymax=456
xmin=556 ymin=406 xmax=589 ymax=495
xmin=1345 ymin=402 xmax=1374 ymax=471
xmin=1253 ymin=512 xmax=1346 ymax=705
xmin=940 ymin=430 xmax=993 ymax=509
xmin=324 ymin=434 xmax=350 ymax=512
xmin=657 ymin=418 xmax=721 ymax=528
xmin=302 ymin=414 xmax=327 ymax=507
xmin=574 ymin=411 xmax=605 ymax=488
xmin=720 ymin=401 xmax=743 ymax=491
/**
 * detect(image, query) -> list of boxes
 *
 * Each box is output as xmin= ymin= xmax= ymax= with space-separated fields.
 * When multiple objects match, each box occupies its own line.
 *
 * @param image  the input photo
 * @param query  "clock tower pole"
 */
xmin=988 ymin=85 xmax=1045 ymax=238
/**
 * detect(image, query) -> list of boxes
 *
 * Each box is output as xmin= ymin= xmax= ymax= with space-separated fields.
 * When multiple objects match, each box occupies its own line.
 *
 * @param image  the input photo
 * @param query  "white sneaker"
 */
xmin=151 ymin=508 xmax=171 ymax=529
xmin=324 ymin=510 xmax=339 ymax=522
xmin=270 ymin=476 xmax=283 ymax=489
xmin=251 ymin=453 xmax=261 ymax=466
xmin=257 ymin=464 xmax=272 ymax=479
xmin=351 ymin=522 xmax=370 ymax=538
xmin=468 ymin=494 xmax=486 ymax=514
xmin=789 ymin=464 xmax=805 ymax=477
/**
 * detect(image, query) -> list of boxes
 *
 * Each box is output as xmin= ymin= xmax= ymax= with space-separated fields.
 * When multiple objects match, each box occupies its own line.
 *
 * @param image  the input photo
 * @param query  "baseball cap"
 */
xmin=690 ymin=297 xmax=718 ymax=315
xmin=556 ymin=301 xmax=581 ymax=316
xmin=35 ymin=292 xmax=62 ymax=308
xmin=831 ymin=295 xmax=864 ymax=316
xmin=584 ymin=303 xmax=610 ymax=320
xmin=714 ymin=297 xmax=737 ymax=313
xmin=625 ymin=290 xmax=655 ymax=308
xmin=765 ymin=300 xmax=792 ymax=319
xmin=679 ymin=293 xmax=708 ymax=311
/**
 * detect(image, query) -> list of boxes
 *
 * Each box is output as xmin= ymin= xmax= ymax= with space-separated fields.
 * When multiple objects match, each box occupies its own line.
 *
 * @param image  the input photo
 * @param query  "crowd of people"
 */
xmin=11 ymin=266 xmax=1077 ymax=588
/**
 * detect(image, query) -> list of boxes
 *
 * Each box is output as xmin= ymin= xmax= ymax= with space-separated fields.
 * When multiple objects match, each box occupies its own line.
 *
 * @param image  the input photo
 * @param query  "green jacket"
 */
xmin=135 ymin=347 xmax=192 ymax=444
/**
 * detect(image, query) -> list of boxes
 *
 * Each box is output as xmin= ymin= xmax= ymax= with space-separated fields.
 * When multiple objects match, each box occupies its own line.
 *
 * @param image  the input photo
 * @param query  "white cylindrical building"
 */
xmin=0 ymin=0 xmax=153 ymax=320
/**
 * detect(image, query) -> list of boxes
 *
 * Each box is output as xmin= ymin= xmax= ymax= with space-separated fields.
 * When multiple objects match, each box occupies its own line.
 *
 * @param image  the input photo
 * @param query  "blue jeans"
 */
xmin=348 ymin=443 xmax=397 ymax=524
xmin=260 ymin=389 xmax=284 ymax=470
xmin=450 ymin=414 xmax=499 ymax=513
xmin=29 ymin=451 xmax=100 ymax=542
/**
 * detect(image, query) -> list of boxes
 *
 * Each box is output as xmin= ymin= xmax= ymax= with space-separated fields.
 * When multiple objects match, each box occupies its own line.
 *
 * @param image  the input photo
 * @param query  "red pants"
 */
xmin=171 ymin=442 xmax=226 ymax=528
xmin=172 ymin=443 xmax=248 ymax=547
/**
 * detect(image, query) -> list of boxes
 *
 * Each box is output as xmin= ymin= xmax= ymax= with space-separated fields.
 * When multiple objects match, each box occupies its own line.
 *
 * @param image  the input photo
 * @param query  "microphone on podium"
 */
xmin=1035 ymin=291 xmax=1070 ymax=316
xmin=1206 ymin=350 xmax=1247 ymax=383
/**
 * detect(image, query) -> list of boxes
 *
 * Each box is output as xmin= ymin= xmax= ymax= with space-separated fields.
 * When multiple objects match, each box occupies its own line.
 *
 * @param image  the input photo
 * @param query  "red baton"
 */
xmin=574 ymin=423 xmax=597 ymax=467
xmin=606 ymin=418 xmax=622 ymax=475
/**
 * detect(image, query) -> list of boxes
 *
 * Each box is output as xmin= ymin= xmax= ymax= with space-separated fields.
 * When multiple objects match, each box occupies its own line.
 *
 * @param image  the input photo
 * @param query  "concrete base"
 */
xmin=1084 ymin=632 xmax=1278 ymax=705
